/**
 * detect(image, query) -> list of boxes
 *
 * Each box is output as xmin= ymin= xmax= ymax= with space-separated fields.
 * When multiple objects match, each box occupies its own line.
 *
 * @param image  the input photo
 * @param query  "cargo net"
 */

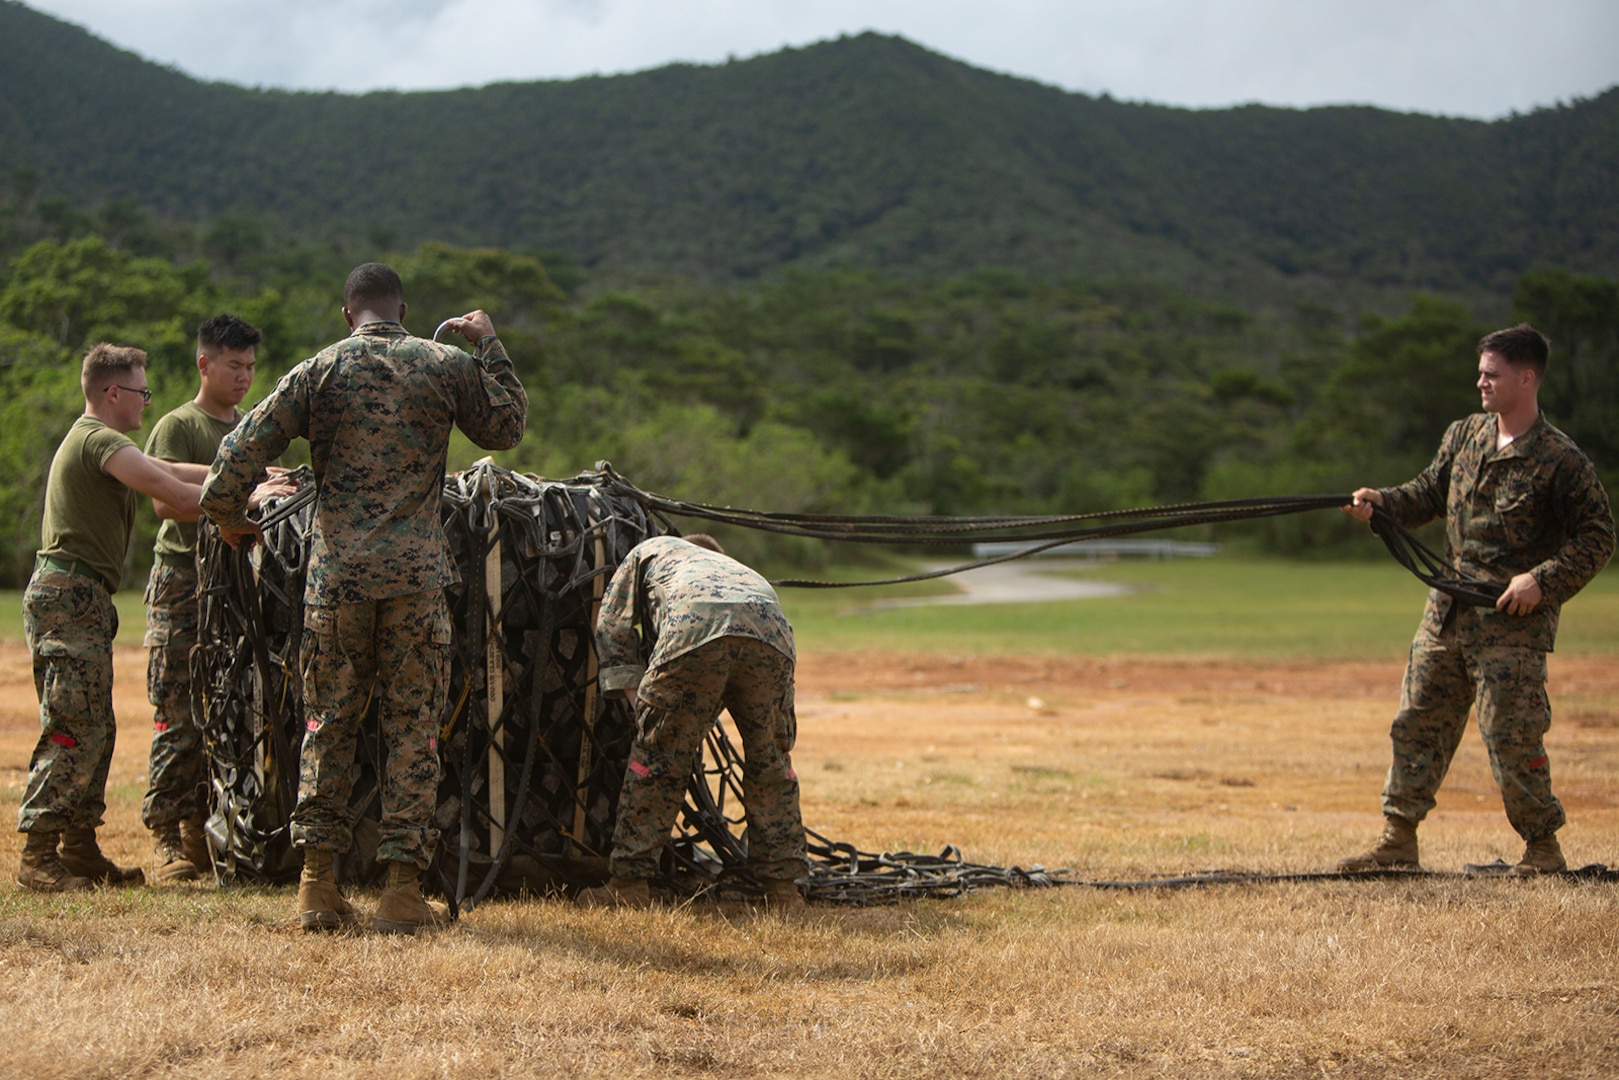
xmin=191 ymin=464 xmax=1616 ymax=907
xmin=192 ymin=462 xmax=1066 ymax=909
xmin=195 ymin=462 xmax=660 ymax=908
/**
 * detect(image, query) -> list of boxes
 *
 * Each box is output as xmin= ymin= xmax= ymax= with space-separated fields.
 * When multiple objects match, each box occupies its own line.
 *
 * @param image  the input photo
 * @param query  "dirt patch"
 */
xmin=797 ymin=648 xmax=1619 ymax=699
xmin=2 ymin=641 xmax=1615 ymax=873
xmin=1 ymin=642 xmax=1616 ymax=1078
xmin=2 ymin=640 xmax=1614 ymax=731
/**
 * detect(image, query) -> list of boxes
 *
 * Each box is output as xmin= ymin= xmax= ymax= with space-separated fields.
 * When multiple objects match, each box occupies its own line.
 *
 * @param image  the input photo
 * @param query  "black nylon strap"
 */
xmin=1366 ymin=506 xmax=1506 ymax=608
xmin=591 ymin=463 xmax=1509 ymax=602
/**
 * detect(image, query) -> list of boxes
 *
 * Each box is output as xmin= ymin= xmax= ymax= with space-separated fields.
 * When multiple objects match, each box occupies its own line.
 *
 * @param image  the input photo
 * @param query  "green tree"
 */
xmin=0 ymin=328 xmax=81 ymax=584
xmin=1315 ymin=295 xmax=1483 ymax=467
xmin=0 ymin=235 xmax=210 ymax=354
xmin=393 ymin=242 xmax=566 ymax=333
xmin=1513 ymin=268 xmax=1619 ymax=474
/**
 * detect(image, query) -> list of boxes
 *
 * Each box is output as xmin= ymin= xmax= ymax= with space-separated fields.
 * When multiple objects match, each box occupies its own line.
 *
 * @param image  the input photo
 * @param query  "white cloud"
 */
xmin=18 ymin=0 xmax=1619 ymax=117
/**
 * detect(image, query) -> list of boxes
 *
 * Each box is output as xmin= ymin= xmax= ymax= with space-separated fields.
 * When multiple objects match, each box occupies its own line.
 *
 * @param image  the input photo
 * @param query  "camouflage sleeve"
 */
xmin=1534 ymin=458 xmax=1615 ymax=604
xmin=595 ymin=551 xmax=647 ymax=695
xmin=455 ymin=336 xmax=528 ymax=451
xmin=200 ymin=363 xmax=310 ymax=529
xmin=1379 ymin=418 xmax=1464 ymax=528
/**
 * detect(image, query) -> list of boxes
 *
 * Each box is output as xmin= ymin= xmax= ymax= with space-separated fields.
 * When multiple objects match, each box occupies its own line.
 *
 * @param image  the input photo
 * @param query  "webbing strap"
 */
xmin=1367 ymin=507 xmax=1505 ymax=608
xmin=591 ymin=464 xmax=1507 ymax=604
xmin=262 ymin=465 xmax=1505 ymax=603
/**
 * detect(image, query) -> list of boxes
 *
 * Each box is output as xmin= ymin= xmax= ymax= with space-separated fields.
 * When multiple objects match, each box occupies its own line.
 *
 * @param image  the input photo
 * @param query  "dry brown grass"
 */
xmin=1 ymin=643 xmax=1617 ymax=1078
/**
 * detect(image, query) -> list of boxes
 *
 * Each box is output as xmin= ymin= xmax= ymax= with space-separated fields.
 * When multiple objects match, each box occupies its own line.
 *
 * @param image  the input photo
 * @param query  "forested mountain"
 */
xmin=2 ymin=0 xmax=1615 ymax=298
xmin=1 ymin=2 xmax=1615 ymax=589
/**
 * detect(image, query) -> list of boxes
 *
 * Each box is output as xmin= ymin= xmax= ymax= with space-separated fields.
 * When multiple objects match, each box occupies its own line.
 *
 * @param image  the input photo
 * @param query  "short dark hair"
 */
xmin=682 ymin=533 xmax=725 ymax=554
xmin=343 ymin=262 xmax=405 ymax=313
xmin=82 ymin=342 xmax=147 ymax=396
xmin=197 ymin=312 xmax=262 ymax=356
xmin=1478 ymin=323 xmax=1550 ymax=377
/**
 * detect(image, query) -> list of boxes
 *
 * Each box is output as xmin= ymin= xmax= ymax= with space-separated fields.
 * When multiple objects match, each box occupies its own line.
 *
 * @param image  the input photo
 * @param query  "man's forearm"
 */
xmin=160 ymin=460 xmax=213 ymax=483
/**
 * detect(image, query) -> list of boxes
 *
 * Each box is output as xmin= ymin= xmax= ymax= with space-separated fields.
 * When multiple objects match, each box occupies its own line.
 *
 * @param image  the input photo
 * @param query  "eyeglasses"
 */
xmin=110 ymin=384 xmax=153 ymax=403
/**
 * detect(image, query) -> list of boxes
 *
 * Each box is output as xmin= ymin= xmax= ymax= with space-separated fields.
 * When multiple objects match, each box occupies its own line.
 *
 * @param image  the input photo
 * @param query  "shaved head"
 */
xmin=343 ymin=262 xmax=404 ymax=314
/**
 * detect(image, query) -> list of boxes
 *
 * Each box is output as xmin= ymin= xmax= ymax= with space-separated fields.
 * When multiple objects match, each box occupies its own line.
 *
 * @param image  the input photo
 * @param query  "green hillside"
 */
xmin=1 ymin=3 xmax=1615 ymax=592
xmin=2 ymin=0 xmax=1615 ymax=295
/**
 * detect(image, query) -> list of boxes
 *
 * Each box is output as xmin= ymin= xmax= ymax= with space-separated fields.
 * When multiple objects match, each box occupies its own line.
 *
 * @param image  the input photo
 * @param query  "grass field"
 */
xmin=3 ymin=553 xmax=1619 ymax=654
xmin=0 ymin=555 xmax=1616 ymax=1077
xmin=776 ymin=555 xmax=1619 ymax=658
xmin=7 ymin=554 xmax=1615 ymax=656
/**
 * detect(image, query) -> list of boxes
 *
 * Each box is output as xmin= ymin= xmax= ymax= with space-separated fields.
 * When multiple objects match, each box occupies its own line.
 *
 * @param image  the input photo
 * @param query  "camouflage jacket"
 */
xmin=596 ymin=536 xmax=795 ymax=694
xmin=200 ymin=322 xmax=527 ymax=605
xmin=1379 ymin=412 xmax=1614 ymax=650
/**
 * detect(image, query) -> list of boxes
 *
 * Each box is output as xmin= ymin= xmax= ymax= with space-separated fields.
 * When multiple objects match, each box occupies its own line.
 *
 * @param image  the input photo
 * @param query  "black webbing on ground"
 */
xmin=796 ymin=840 xmax=1619 ymax=905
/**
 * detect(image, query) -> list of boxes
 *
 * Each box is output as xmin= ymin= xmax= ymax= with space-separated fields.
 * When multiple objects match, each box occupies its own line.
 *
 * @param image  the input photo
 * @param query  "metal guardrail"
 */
xmin=971 ymin=539 xmax=1221 ymax=560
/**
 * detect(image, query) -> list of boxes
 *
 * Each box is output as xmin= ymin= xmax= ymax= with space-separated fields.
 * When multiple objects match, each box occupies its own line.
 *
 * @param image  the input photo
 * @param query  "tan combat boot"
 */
xmin=59 ymin=827 xmax=145 ymax=885
xmin=1510 ymin=834 xmax=1566 ymax=876
xmin=1337 ymin=814 xmax=1420 ymax=871
xmin=180 ymin=819 xmax=211 ymax=877
xmin=16 ymin=830 xmax=93 ymax=893
xmin=373 ymin=861 xmax=450 ymax=935
xmin=576 ymin=876 xmax=653 ymax=909
xmin=153 ymin=823 xmax=198 ymax=883
xmin=297 ymin=848 xmax=359 ymax=932
xmin=761 ymin=877 xmax=806 ymax=912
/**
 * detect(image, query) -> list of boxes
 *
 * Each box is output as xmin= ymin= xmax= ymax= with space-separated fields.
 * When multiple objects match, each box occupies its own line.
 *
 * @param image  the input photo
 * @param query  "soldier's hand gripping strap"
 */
xmin=1367 ymin=505 xmax=1506 ymax=608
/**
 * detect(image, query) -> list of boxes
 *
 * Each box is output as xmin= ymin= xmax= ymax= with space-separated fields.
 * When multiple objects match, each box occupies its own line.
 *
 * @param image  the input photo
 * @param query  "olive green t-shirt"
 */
xmin=146 ymin=401 xmax=241 ymax=559
xmin=39 ymin=415 xmax=139 ymax=591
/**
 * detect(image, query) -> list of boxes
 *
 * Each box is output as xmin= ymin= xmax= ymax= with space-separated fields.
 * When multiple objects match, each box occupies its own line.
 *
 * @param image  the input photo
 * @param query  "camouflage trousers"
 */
xmin=609 ymin=635 xmax=807 ymax=881
xmin=292 ymin=590 xmax=451 ymax=868
xmin=1382 ymin=625 xmax=1564 ymax=840
xmin=18 ymin=567 xmax=118 ymax=834
xmin=141 ymin=562 xmax=206 ymax=829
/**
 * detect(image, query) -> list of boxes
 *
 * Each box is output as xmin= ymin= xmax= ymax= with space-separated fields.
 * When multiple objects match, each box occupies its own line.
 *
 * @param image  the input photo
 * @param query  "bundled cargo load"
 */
xmin=191 ymin=462 xmax=691 ymax=907
xmin=191 ymin=461 xmax=1075 ymax=908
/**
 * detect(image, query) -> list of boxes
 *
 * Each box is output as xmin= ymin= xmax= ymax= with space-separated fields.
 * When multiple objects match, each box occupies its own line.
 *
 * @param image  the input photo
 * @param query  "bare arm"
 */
xmin=146 ymin=459 xmax=212 ymax=520
xmin=163 ymin=461 xmax=212 ymax=483
xmin=153 ymin=499 xmax=198 ymax=522
xmin=105 ymin=446 xmax=203 ymax=517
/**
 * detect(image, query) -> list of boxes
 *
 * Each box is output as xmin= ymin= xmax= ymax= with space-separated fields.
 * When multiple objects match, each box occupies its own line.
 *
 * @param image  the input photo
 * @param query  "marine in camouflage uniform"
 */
xmin=141 ymin=313 xmax=271 ymax=881
xmin=1340 ymin=325 xmax=1614 ymax=874
xmin=23 ymin=423 xmax=131 ymax=843
xmin=586 ymin=534 xmax=807 ymax=905
xmin=19 ymin=343 xmax=208 ymax=892
xmin=200 ymin=263 xmax=526 ymax=932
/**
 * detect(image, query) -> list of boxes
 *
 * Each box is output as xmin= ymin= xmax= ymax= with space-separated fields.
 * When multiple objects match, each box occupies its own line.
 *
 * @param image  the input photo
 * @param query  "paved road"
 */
xmin=862 ymin=557 xmax=1131 ymax=609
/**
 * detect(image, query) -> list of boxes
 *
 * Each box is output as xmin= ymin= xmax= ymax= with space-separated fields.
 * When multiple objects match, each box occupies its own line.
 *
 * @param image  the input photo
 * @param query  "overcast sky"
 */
xmin=19 ymin=0 xmax=1619 ymax=119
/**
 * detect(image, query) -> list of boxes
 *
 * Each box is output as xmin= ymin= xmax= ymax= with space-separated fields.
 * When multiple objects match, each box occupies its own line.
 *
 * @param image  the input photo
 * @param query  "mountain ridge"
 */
xmin=1 ymin=0 xmax=1614 ymax=296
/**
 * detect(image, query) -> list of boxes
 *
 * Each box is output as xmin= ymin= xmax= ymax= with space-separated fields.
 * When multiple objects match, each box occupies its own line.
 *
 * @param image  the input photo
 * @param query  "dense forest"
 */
xmin=1 ymin=210 xmax=1613 ymax=586
xmin=0 ymin=2 xmax=1615 ymax=587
